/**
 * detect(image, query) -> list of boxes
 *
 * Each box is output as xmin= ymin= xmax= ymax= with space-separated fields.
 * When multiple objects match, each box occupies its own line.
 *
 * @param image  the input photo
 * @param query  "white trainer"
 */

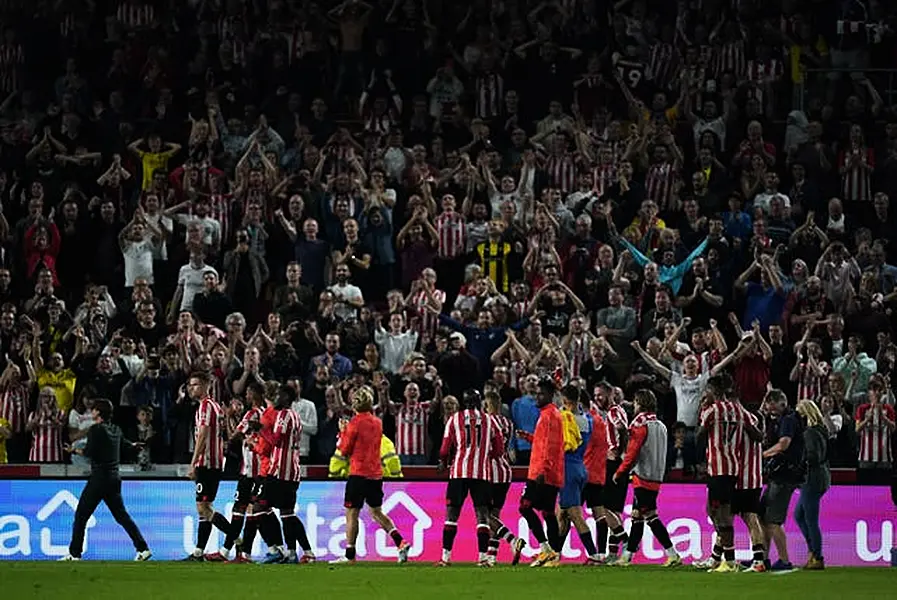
xmin=58 ymin=554 xmax=81 ymax=561
xmin=134 ymin=550 xmax=153 ymax=561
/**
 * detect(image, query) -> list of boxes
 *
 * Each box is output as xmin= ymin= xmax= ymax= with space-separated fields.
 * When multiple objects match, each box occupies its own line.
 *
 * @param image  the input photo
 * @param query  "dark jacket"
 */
xmin=802 ymin=424 xmax=831 ymax=494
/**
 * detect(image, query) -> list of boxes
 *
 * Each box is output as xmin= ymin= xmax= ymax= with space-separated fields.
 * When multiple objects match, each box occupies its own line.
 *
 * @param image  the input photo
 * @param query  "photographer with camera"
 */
xmin=760 ymin=389 xmax=806 ymax=572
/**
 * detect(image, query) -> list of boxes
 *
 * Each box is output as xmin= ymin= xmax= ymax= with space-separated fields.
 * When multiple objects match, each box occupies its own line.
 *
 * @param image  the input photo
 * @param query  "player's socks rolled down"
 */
xmin=388 ymin=528 xmax=404 ymax=546
xmin=626 ymin=518 xmax=645 ymax=553
xmin=442 ymin=522 xmax=458 ymax=552
xmin=596 ymin=517 xmax=609 ymax=554
xmin=197 ymin=518 xmax=213 ymax=551
xmin=224 ymin=512 xmax=246 ymax=551
xmin=543 ymin=512 xmax=561 ymax=553
xmin=647 ymin=516 xmax=674 ymax=550
xmin=495 ymin=523 xmax=515 ymax=543
xmin=608 ymin=525 xmax=627 ymax=555
xmin=212 ymin=512 xmax=231 ymax=534
xmin=476 ymin=524 xmax=491 ymax=554
xmin=520 ymin=507 xmax=547 ymax=543
xmin=241 ymin=516 xmax=259 ymax=554
xmin=751 ymin=544 xmax=765 ymax=562
xmin=577 ymin=528 xmax=599 ymax=557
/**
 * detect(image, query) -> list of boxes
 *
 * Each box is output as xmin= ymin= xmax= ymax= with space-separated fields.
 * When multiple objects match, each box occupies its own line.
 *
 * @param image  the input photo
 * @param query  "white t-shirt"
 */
xmin=670 ymin=370 xmax=710 ymax=427
xmin=176 ymin=214 xmax=221 ymax=247
xmin=426 ymin=76 xmax=464 ymax=118
xmin=693 ymin=117 xmax=727 ymax=150
xmin=68 ymin=409 xmax=96 ymax=467
xmin=753 ymin=191 xmax=792 ymax=214
xmin=489 ymin=190 xmax=520 ymax=219
xmin=328 ymin=282 xmax=363 ymax=320
xmin=144 ymin=213 xmax=173 ymax=260
xmin=123 ymin=239 xmax=155 ymax=287
xmin=178 ymin=263 xmax=219 ymax=311
xmin=290 ymin=399 xmax=318 ymax=458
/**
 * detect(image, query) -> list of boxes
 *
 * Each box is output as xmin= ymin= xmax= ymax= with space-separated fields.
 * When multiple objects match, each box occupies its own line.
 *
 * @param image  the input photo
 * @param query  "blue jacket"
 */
xmin=621 ymin=236 xmax=709 ymax=295
xmin=511 ymin=395 xmax=539 ymax=451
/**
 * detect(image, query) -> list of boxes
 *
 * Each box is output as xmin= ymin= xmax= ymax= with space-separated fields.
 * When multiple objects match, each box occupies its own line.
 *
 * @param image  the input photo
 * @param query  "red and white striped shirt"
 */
xmin=0 ymin=384 xmax=28 ymax=434
xmin=592 ymin=163 xmax=618 ymax=198
xmin=838 ymin=147 xmax=874 ymax=203
xmin=797 ymin=361 xmax=829 ymax=403
xmin=440 ymin=408 xmax=501 ymax=480
xmin=489 ymin=413 xmax=514 ymax=484
xmin=435 ymin=211 xmax=466 ymax=259
xmin=411 ymin=288 xmax=446 ymax=345
xmin=394 ymin=401 xmax=432 ymax=456
xmin=116 ymin=2 xmax=154 ymax=29
xmin=649 ymin=43 xmax=677 ymax=90
xmin=601 ymin=404 xmax=629 ymax=459
xmin=270 ymin=408 xmax=303 ymax=482
xmin=475 ymin=72 xmax=503 ymax=120
xmin=206 ymin=194 xmax=235 ymax=243
xmin=28 ymin=409 xmax=65 ymax=463
xmin=746 ymin=59 xmax=784 ymax=106
xmin=566 ymin=333 xmax=590 ymax=380
xmin=715 ymin=40 xmax=746 ymax=80
xmin=544 ymin=154 xmax=577 ymax=194
xmin=746 ymin=59 xmax=784 ymax=84
xmin=856 ymin=403 xmax=895 ymax=464
xmin=237 ymin=406 xmax=264 ymax=478
xmin=193 ymin=396 xmax=225 ymax=470
xmin=699 ymin=400 xmax=744 ymax=477
xmin=736 ymin=410 xmax=763 ymax=490
xmin=644 ymin=162 xmax=679 ymax=211
xmin=0 ymin=43 xmax=23 ymax=93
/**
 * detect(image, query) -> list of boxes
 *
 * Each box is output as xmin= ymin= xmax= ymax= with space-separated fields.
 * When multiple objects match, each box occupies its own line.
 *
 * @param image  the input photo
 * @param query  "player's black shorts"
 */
xmin=602 ymin=459 xmax=628 ymax=512
xmin=491 ymin=482 xmax=511 ymax=511
xmin=261 ymin=477 xmax=299 ymax=511
xmin=446 ymin=478 xmax=492 ymax=508
xmin=520 ymin=479 xmax=559 ymax=512
xmin=632 ymin=487 xmax=658 ymax=512
xmin=194 ymin=467 xmax=222 ymax=502
xmin=344 ymin=476 xmax=384 ymax=509
xmin=234 ymin=475 xmax=256 ymax=506
xmin=583 ymin=482 xmax=605 ymax=508
xmin=707 ymin=476 xmax=737 ymax=507
xmin=732 ymin=488 xmax=762 ymax=515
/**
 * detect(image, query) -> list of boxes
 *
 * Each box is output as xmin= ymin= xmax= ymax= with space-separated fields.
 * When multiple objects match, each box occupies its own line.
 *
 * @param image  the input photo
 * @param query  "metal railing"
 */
xmin=795 ymin=67 xmax=897 ymax=111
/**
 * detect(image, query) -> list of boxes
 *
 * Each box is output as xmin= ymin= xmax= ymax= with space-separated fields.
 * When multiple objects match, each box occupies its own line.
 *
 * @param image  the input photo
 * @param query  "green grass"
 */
xmin=2 ymin=562 xmax=894 ymax=600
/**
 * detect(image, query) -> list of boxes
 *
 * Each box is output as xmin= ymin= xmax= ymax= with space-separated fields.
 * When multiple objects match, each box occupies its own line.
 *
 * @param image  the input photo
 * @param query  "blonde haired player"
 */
xmin=331 ymin=386 xmax=411 ymax=564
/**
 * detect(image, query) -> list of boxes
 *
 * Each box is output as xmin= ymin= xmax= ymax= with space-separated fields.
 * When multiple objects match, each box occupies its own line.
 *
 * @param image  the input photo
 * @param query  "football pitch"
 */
xmin=2 ymin=562 xmax=894 ymax=600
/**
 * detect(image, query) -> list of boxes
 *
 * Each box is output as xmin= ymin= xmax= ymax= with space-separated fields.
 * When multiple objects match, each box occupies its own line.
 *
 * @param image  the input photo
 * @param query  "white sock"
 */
xmin=598 ymin=553 xmax=606 ymax=559
xmin=287 ymin=549 xmax=297 ymax=559
xmin=621 ymin=550 xmax=632 ymax=559
xmin=665 ymin=547 xmax=678 ymax=558
xmin=192 ymin=548 xmax=203 ymax=557
xmin=589 ymin=553 xmax=600 ymax=560
xmin=478 ymin=552 xmax=488 ymax=562
xmin=441 ymin=549 xmax=451 ymax=562
xmin=540 ymin=541 xmax=552 ymax=553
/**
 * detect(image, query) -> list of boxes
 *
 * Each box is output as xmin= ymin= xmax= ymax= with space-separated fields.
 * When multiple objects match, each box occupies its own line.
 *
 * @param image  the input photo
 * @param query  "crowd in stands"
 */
xmin=0 ymin=0 xmax=895 ymax=482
